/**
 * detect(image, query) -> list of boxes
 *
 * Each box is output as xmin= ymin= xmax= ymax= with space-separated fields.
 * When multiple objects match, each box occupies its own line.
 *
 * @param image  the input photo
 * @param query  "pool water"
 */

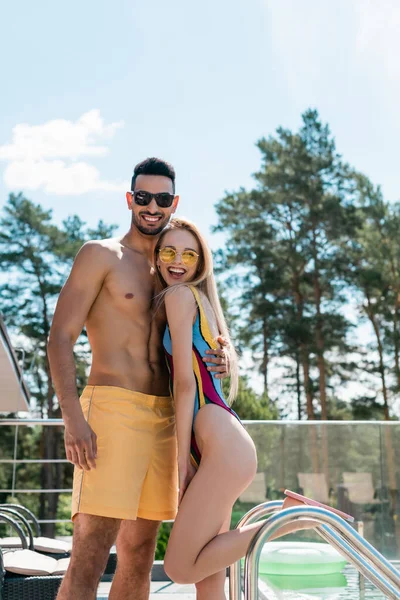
xmin=96 ymin=562 xmax=399 ymax=598
xmin=259 ymin=563 xmax=399 ymax=599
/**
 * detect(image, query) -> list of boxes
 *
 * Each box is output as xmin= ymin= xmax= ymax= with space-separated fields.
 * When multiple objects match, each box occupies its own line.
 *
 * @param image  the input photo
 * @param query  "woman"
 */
xmin=154 ymin=218 xmax=312 ymax=594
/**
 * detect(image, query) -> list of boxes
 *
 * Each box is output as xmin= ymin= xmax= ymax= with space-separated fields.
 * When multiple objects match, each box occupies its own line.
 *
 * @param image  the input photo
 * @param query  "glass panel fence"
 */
xmin=240 ymin=422 xmax=400 ymax=559
xmin=0 ymin=419 xmax=399 ymax=558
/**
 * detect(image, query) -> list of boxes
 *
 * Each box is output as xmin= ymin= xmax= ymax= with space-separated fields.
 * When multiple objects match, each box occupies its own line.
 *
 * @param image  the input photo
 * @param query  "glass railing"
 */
xmin=240 ymin=421 xmax=400 ymax=560
xmin=0 ymin=419 xmax=399 ymax=559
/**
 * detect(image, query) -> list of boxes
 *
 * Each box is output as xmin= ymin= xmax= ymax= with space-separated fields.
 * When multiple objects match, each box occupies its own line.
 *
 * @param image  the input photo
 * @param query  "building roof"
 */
xmin=0 ymin=315 xmax=30 ymax=412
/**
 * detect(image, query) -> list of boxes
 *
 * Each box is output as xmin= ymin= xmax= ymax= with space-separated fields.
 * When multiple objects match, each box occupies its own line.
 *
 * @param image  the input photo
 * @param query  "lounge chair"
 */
xmin=0 ymin=512 xmax=64 ymax=600
xmin=0 ymin=504 xmax=40 ymax=537
xmin=297 ymin=473 xmax=331 ymax=504
xmin=0 ymin=504 xmax=117 ymax=578
xmin=0 ymin=504 xmax=71 ymax=557
xmin=239 ymin=472 xmax=267 ymax=504
xmin=340 ymin=472 xmax=388 ymax=519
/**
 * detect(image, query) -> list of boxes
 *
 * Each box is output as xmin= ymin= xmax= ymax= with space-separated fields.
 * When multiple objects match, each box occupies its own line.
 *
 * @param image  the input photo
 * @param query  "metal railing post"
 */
xmin=357 ymin=520 xmax=365 ymax=595
xmin=229 ymin=501 xmax=283 ymax=600
xmin=11 ymin=424 xmax=19 ymax=498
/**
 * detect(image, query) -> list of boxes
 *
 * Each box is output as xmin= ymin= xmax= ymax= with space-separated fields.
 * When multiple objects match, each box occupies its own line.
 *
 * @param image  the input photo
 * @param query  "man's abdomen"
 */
xmin=88 ymin=356 xmax=170 ymax=396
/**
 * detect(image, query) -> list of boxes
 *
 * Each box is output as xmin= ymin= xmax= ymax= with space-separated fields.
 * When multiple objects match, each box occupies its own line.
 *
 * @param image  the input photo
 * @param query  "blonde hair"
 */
xmin=154 ymin=217 xmax=239 ymax=403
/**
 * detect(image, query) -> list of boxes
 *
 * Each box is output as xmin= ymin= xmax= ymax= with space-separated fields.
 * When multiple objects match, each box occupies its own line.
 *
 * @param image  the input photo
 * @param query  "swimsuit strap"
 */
xmin=187 ymin=286 xmax=218 ymax=350
xmin=187 ymin=285 xmax=202 ymax=309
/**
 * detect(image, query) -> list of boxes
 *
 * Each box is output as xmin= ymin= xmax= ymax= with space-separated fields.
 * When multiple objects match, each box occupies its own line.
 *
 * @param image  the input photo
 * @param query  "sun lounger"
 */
xmin=297 ymin=472 xmax=331 ymax=504
xmin=0 ymin=505 xmax=71 ymax=557
xmin=0 ymin=513 xmax=63 ymax=600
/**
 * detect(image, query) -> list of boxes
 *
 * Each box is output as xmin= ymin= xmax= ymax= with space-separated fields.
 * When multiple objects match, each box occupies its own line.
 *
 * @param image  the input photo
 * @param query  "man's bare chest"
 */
xmin=102 ymin=257 xmax=154 ymax=311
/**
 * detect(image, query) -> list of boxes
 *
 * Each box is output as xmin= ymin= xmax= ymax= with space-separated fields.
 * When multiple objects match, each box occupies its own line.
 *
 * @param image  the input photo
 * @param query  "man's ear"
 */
xmin=126 ymin=191 xmax=133 ymax=210
xmin=172 ymin=195 xmax=180 ymax=214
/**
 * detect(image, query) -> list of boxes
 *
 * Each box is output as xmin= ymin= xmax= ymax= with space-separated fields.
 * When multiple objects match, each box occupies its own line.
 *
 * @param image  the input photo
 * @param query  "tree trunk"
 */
xmin=292 ymin=277 xmax=315 ymax=420
xmin=393 ymin=294 xmax=400 ymax=390
xmin=38 ymin=285 xmax=61 ymax=538
xmin=261 ymin=317 xmax=269 ymax=397
xmin=296 ymin=350 xmax=302 ymax=420
xmin=292 ymin=276 xmax=318 ymax=471
xmin=40 ymin=428 xmax=60 ymax=537
xmin=365 ymin=297 xmax=390 ymax=418
xmin=300 ymin=346 xmax=314 ymax=419
xmin=388 ymin=256 xmax=400 ymax=390
xmin=364 ymin=294 xmax=397 ymax=492
xmin=312 ymin=232 xmax=328 ymax=420
xmin=311 ymin=239 xmax=330 ymax=488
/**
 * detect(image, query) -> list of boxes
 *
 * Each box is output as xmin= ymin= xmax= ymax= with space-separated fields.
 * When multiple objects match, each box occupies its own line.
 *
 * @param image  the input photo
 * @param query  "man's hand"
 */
xmin=202 ymin=335 xmax=230 ymax=379
xmin=64 ymin=417 xmax=97 ymax=471
xmin=178 ymin=461 xmax=197 ymax=505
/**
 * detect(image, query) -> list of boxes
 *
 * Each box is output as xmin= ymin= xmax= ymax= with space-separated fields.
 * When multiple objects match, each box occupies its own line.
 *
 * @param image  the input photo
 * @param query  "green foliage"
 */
xmin=0 ymin=193 xmax=117 ymax=534
xmin=0 ymin=193 xmax=117 ymax=416
xmin=155 ymin=522 xmax=173 ymax=560
xmin=55 ymin=494 xmax=74 ymax=536
xmin=214 ymin=110 xmax=399 ymax=421
xmin=223 ymin=377 xmax=276 ymax=420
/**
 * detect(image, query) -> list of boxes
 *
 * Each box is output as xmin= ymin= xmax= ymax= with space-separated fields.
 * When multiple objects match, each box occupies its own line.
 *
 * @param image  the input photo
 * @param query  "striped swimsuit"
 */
xmin=163 ymin=285 xmax=241 ymax=467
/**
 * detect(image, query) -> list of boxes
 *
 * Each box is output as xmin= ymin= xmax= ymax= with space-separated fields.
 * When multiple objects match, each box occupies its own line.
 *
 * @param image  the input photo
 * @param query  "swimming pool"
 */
xmin=259 ymin=562 xmax=399 ymax=599
xmin=96 ymin=562 xmax=399 ymax=598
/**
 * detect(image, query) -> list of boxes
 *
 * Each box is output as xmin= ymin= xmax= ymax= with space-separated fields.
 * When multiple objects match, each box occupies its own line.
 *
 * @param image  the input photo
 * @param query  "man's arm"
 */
xmin=203 ymin=336 xmax=230 ymax=378
xmin=48 ymin=241 xmax=111 ymax=471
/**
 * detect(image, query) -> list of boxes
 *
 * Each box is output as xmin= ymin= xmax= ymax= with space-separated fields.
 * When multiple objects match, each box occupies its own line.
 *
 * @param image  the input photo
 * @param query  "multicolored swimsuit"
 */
xmin=163 ymin=285 xmax=241 ymax=467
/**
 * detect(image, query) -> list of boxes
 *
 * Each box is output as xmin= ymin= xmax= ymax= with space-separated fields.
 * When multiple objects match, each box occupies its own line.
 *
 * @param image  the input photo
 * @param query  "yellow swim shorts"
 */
xmin=71 ymin=385 xmax=178 ymax=521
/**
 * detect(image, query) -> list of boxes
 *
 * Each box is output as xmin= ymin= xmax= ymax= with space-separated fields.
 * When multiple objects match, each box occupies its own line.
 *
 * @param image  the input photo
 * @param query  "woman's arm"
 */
xmin=165 ymin=286 xmax=197 ymax=478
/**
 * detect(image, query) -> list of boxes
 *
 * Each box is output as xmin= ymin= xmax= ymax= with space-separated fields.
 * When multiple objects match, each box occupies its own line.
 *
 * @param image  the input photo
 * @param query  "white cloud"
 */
xmin=3 ymin=160 xmax=125 ymax=196
xmin=0 ymin=110 xmax=126 ymax=195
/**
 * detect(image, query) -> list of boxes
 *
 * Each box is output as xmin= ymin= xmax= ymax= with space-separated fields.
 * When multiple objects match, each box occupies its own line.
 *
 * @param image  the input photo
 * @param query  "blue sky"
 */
xmin=1 ymin=0 xmax=399 ymax=408
xmin=1 ymin=0 xmax=399 ymax=251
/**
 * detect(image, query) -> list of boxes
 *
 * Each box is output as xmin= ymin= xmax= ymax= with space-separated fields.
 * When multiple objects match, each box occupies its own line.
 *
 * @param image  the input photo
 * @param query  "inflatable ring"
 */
xmin=259 ymin=572 xmax=347 ymax=592
xmin=258 ymin=542 xmax=347 ymax=576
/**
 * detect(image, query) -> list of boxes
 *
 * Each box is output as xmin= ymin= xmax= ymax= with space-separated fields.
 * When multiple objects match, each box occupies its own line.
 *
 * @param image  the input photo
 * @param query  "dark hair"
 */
xmin=131 ymin=157 xmax=176 ymax=193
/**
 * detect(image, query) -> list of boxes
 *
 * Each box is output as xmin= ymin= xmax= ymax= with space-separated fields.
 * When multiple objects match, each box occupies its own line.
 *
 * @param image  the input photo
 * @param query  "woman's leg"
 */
xmin=164 ymin=408 xmax=314 ymax=585
xmin=164 ymin=406 xmax=258 ymax=585
xmin=195 ymin=512 xmax=231 ymax=600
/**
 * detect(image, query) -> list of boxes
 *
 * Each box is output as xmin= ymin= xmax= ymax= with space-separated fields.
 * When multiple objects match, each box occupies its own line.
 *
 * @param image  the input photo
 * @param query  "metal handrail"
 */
xmin=229 ymin=501 xmax=283 ymax=600
xmin=0 ymin=503 xmax=41 ymax=537
xmin=2 ymin=418 xmax=400 ymax=425
xmin=0 ymin=459 xmax=69 ymax=463
xmin=0 ymin=489 xmax=72 ymax=493
xmin=243 ymin=506 xmax=400 ymax=600
xmin=316 ymin=515 xmax=399 ymax=589
xmin=0 ymin=419 xmax=63 ymax=425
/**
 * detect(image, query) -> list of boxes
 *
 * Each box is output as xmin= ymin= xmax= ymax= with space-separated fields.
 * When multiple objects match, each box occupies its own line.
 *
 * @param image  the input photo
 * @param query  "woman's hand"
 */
xmin=178 ymin=461 xmax=197 ymax=505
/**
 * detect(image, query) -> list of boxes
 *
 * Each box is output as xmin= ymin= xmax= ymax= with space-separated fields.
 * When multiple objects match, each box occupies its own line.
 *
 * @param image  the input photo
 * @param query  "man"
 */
xmin=48 ymin=158 xmax=228 ymax=600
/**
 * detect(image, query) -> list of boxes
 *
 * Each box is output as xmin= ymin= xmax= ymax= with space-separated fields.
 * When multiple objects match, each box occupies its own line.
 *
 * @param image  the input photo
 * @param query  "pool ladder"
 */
xmin=229 ymin=501 xmax=400 ymax=600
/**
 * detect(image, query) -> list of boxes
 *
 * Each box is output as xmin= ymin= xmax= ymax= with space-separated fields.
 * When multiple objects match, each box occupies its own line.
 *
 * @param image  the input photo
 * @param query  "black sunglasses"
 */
xmin=131 ymin=190 xmax=175 ymax=208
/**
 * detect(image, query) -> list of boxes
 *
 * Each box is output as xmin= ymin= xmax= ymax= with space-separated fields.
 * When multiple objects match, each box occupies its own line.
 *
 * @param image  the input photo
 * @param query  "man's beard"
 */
xmin=132 ymin=212 xmax=169 ymax=236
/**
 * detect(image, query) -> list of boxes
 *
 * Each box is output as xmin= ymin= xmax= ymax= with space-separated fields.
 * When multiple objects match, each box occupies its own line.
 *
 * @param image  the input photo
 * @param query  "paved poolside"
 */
xmin=97 ymin=579 xmax=230 ymax=598
xmin=96 ymin=563 xmax=395 ymax=598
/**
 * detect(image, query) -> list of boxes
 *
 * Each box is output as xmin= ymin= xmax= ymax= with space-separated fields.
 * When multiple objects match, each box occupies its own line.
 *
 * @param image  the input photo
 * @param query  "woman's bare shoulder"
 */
xmin=164 ymin=286 xmax=197 ymax=319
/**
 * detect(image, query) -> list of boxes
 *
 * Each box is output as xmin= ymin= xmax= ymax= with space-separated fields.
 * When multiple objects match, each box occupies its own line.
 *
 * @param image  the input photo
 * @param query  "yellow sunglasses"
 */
xmin=158 ymin=246 xmax=199 ymax=267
